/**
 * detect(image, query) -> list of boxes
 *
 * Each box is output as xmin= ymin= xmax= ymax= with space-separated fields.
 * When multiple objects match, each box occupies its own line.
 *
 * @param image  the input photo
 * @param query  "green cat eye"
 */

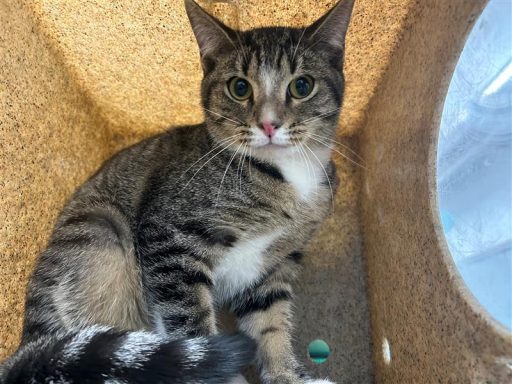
xmin=228 ymin=77 xmax=252 ymax=101
xmin=289 ymin=76 xmax=314 ymax=99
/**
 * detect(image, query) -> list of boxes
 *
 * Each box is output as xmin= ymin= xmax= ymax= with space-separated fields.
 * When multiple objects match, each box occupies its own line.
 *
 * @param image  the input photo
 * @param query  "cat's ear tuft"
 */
xmin=305 ymin=0 xmax=355 ymax=55
xmin=184 ymin=0 xmax=236 ymax=64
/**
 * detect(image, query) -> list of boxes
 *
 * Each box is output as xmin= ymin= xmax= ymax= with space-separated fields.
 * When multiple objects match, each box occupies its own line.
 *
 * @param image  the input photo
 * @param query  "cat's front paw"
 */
xmin=305 ymin=380 xmax=336 ymax=384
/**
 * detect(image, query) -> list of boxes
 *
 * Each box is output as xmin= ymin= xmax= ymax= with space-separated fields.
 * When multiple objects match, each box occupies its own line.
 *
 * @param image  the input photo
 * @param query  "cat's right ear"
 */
xmin=184 ymin=0 xmax=237 ymax=70
xmin=304 ymin=0 xmax=355 ymax=61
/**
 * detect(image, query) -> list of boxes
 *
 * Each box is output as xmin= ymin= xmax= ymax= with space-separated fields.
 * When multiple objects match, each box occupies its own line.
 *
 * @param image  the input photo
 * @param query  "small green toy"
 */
xmin=308 ymin=339 xmax=331 ymax=364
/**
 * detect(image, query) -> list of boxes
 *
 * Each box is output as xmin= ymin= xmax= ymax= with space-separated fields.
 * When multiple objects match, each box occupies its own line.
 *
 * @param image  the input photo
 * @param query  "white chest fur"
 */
xmin=275 ymin=149 xmax=330 ymax=200
xmin=213 ymin=231 xmax=282 ymax=301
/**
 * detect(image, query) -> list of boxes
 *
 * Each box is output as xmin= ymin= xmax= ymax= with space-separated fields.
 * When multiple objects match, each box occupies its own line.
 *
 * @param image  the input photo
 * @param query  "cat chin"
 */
xmin=251 ymin=144 xmax=301 ymax=163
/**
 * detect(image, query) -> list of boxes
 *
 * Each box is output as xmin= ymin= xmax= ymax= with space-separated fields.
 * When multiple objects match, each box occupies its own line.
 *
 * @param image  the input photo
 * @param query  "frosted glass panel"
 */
xmin=437 ymin=0 xmax=512 ymax=331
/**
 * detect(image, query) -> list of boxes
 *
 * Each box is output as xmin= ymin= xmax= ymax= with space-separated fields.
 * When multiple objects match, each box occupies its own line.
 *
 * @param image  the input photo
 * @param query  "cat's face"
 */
xmin=185 ymin=0 xmax=354 ymax=162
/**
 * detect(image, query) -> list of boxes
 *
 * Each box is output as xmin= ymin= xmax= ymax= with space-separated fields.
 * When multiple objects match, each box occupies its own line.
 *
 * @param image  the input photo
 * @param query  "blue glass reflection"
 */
xmin=437 ymin=0 xmax=512 ymax=330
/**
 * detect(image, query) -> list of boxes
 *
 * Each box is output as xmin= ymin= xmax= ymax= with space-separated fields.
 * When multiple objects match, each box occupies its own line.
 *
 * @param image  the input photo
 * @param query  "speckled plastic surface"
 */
xmin=360 ymin=0 xmax=512 ymax=382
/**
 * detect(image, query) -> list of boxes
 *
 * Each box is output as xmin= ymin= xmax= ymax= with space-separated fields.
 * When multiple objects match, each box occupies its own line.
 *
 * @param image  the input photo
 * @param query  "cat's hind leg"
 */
xmin=23 ymin=206 xmax=149 ymax=342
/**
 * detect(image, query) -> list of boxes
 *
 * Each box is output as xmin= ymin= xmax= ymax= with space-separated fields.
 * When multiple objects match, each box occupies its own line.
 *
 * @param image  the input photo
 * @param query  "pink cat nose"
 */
xmin=260 ymin=121 xmax=280 ymax=137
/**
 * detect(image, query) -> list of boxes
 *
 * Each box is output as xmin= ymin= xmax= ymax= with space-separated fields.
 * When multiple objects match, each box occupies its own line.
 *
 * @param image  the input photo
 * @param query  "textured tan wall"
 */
xmin=0 ymin=0 xmax=115 ymax=357
xmin=26 ymin=0 xmax=414 ymax=139
xmin=1 ymin=2 xmax=416 ymax=380
xmin=360 ymin=0 xmax=512 ymax=382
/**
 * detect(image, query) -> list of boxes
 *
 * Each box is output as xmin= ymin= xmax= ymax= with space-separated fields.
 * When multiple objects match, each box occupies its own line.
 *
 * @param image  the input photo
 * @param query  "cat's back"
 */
xmin=68 ymin=124 xmax=208 ymax=213
xmin=101 ymin=123 xmax=207 ymax=179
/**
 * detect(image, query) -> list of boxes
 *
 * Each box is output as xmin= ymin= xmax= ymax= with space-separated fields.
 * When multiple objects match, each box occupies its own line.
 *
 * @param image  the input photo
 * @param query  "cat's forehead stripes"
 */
xmin=239 ymin=29 xmax=298 ymax=79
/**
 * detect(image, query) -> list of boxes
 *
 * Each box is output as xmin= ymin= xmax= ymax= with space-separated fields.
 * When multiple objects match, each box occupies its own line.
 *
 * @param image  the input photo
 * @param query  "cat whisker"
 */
xmin=203 ymin=107 xmax=245 ymax=126
xmin=237 ymin=143 xmax=248 ymax=194
xmin=307 ymin=132 xmax=366 ymax=164
xmin=303 ymin=142 xmax=335 ymax=212
xmin=213 ymin=119 xmax=239 ymax=128
xmin=307 ymin=135 xmax=368 ymax=170
xmin=292 ymin=138 xmax=314 ymax=186
xmin=216 ymin=24 xmax=240 ymax=55
xmin=214 ymin=142 xmax=244 ymax=209
xmin=180 ymin=101 xmax=243 ymax=124
xmin=180 ymin=133 xmax=242 ymax=178
xmin=248 ymin=146 xmax=253 ymax=178
xmin=179 ymin=138 xmax=239 ymax=192
xmin=302 ymin=17 xmax=342 ymax=58
xmin=304 ymin=142 xmax=319 ymax=193
xmin=291 ymin=27 xmax=307 ymax=64
xmin=301 ymin=38 xmax=325 ymax=59
xmin=234 ymin=30 xmax=250 ymax=65
xmin=242 ymin=143 xmax=249 ymax=188
xmin=298 ymin=108 xmax=340 ymax=125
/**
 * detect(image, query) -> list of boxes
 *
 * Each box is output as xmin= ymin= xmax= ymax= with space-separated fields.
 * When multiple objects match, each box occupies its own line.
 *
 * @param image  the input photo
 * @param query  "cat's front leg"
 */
xmin=143 ymin=254 xmax=217 ymax=337
xmin=235 ymin=297 xmax=300 ymax=384
xmin=138 ymin=232 xmax=217 ymax=336
xmin=230 ymin=261 xmax=335 ymax=384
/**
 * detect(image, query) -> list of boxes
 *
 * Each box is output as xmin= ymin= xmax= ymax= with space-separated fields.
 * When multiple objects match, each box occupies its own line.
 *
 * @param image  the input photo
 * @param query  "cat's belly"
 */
xmin=212 ymin=230 xmax=283 ymax=302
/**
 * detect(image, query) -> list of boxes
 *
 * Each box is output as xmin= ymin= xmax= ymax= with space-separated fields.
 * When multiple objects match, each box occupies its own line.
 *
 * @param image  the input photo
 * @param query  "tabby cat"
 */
xmin=0 ymin=0 xmax=354 ymax=382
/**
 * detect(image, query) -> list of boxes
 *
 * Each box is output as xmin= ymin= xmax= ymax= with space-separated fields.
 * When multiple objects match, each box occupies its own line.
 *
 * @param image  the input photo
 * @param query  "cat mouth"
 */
xmin=249 ymin=137 xmax=292 ymax=149
xmin=252 ymin=141 xmax=291 ymax=149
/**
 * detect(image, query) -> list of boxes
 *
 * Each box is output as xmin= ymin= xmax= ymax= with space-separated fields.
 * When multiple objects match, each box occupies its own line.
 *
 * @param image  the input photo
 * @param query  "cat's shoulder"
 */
xmin=122 ymin=123 xmax=207 ymax=155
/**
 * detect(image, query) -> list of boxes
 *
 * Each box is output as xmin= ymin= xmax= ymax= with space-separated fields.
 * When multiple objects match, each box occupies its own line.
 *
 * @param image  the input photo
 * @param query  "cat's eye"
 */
xmin=228 ymin=77 xmax=252 ymax=101
xmin=288 ymin=76 xmax=314 ymax=99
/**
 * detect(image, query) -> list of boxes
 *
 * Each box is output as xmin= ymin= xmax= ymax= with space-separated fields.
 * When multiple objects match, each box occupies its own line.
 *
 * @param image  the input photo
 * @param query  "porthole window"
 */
xmin=437 ymin=0 xmax=511 ymax=330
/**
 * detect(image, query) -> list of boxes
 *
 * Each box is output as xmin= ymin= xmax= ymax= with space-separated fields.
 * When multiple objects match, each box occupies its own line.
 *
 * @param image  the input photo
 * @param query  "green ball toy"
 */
xmin=308 ymin=339 xmax=330 ymax=364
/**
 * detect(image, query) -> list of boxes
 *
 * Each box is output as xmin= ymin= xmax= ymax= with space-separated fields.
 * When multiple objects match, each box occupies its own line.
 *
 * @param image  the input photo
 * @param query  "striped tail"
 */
xmin=1 ymin=326 xmax=255 ymax=383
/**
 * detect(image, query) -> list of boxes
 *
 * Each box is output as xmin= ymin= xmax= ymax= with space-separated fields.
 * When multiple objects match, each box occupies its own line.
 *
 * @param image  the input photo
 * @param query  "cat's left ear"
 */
xmin=305 ymin=0 xmax=355 ymax=58
xmin=184 ymin=0 xmax=237 ymax=69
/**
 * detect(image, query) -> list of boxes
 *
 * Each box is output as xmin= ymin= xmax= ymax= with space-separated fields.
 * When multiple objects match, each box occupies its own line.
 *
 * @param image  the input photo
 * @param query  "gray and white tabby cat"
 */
xmin=0 ymin=0 xmax=354 ymax=382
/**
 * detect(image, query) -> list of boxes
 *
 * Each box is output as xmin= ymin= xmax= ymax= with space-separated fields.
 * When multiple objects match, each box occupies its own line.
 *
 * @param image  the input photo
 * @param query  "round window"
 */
xmin=437 ymin=0 xmax=511 ymax=331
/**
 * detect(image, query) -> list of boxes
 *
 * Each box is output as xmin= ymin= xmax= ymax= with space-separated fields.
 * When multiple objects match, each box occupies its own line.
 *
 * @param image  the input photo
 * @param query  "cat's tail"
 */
xmin=1 ymin=326 xmax=255 ymax=383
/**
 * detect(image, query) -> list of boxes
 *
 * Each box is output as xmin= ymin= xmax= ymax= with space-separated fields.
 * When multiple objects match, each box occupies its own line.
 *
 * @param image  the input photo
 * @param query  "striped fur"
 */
xmin=1 ymin=0 xmax=354 ymax=382
xmin=1 ymin=327 xmax=255 ymax=383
